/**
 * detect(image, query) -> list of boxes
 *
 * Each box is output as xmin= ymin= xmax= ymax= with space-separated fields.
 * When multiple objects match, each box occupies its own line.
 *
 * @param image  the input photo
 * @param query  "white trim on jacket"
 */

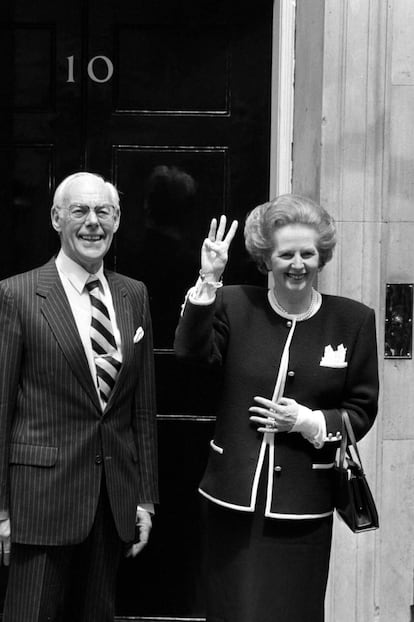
xmin=199 ymin=314 xmax=334 ymax=520
xmin=199 ymin=432 xmax=334 ymax=520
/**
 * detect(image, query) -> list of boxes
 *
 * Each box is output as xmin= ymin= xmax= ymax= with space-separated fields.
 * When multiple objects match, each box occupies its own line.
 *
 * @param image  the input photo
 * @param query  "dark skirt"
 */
xmin=204 ymin=461 xmax=333 ymax=622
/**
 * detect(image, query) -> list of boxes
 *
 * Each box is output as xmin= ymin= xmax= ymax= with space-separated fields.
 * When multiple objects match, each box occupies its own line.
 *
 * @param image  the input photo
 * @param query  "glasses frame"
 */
xmin=58 ymin=203 xmax=117 ymax=223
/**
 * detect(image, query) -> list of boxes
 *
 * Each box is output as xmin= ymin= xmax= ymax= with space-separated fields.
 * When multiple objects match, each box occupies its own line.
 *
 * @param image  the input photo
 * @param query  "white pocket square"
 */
xmin=133 ymin=326 xmax=144 ymax=343
xmin=320 ymin=344 xmax=348 ymax=368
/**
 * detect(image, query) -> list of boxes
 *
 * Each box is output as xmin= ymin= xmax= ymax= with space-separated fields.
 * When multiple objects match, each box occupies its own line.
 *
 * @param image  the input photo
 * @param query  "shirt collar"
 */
xmin=55 ymin=249 xmax=105 ymax=294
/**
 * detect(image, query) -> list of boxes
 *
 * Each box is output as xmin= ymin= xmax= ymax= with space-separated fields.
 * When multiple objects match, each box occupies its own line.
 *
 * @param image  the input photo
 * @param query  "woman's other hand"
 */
xmin=249 ymin=396 xmax=300 ymax=433
xmin=201 ymin=215 xmax=238 ymax=281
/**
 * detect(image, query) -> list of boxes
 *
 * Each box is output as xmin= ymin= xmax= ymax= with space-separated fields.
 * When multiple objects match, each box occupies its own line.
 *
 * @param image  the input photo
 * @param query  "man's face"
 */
xmin=51 ymin=175 xmax=120 ymax=273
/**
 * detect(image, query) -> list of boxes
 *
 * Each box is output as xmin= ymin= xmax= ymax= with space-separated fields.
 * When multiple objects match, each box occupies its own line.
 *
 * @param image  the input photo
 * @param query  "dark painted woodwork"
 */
xmin=0 ymin=0 xmax=274 ymax=618
xmin=116 ymin=418 xmax=214 ymax=618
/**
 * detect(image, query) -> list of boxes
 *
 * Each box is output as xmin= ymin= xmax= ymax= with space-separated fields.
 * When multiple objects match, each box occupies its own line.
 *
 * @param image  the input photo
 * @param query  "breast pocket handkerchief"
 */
xmin=133 ymin=326 xmax=144 ymax=343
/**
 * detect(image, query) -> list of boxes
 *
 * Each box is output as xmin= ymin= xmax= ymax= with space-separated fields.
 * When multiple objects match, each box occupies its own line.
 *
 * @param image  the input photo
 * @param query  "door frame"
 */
xmin=270 ymin=0 xmax=296 ymax=198
xmin=271 ymin=0 xmax=326 ymax=201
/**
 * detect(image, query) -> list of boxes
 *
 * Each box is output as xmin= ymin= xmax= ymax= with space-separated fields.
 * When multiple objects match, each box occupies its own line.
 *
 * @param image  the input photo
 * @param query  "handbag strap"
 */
xmin=338 ymin=409 xmax=365 ymax=473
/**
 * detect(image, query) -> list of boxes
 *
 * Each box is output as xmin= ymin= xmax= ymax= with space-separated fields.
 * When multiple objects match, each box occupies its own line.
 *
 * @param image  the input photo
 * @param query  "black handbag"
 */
xmin=334 ymin=410 xmax=379 ymax=533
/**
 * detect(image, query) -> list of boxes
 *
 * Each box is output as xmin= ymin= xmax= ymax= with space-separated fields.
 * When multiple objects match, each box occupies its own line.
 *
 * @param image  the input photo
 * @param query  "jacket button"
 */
xmin=286 ymin=320 xmax=292 ymax=328
xmin=287 ymin=370 xmax=295 ymax=377
xmin=274 ymin=465 xmax=282 ymax=472
xmin=95 ymin=454 xmax=103 ymax=465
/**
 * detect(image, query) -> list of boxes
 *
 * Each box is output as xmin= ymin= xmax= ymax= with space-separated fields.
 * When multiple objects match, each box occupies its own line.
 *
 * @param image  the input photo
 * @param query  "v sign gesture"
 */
xmin=201 ymin=215 xmax=238 ymax=282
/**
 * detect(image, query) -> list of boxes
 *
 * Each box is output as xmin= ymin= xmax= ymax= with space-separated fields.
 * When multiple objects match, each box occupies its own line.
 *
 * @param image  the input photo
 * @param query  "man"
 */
xmin=0 ymin=172 xmax=158 ymax=621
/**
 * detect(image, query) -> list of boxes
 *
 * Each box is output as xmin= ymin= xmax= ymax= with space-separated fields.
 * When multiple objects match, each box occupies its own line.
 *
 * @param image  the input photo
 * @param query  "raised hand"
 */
xmin=201 ymin=215 xmax=238 ymax=281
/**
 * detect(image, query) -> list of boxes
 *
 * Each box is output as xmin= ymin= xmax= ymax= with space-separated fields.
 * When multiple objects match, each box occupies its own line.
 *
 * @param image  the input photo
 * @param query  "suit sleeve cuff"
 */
xmin=291 ymin=407 xmax=326 ymax=448
xmin=137 ymin=503 xmax=154 ymax=514
xmin=180 ymin=278 xmax=219 ymax=316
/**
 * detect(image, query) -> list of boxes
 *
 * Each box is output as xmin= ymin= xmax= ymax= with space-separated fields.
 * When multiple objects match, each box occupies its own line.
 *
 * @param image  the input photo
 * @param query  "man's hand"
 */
xmin=125 ymin=509 xmax=152 ymax=558
xmin=0 ymin=518 xmax=11 ymax=566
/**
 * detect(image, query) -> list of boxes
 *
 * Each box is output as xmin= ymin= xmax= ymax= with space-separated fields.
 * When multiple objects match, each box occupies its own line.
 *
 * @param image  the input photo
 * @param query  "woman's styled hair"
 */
xmin=52 ymin=172 xmax=120 ymax=209
xmin=244 ymin=194 xmax=336 ymax=274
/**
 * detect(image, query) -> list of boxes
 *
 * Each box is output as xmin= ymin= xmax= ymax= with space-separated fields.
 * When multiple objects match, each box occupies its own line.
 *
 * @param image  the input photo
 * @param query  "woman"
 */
xmin=174 ymin=194 xmax=379 ymax=622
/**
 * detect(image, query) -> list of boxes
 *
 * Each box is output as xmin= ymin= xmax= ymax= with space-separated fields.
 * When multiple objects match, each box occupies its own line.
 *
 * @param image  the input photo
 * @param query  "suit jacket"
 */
xmin=0 ymin=258 xmax=158 ymax=545
xmin=174 ymin=285 xmax=379 ymax=519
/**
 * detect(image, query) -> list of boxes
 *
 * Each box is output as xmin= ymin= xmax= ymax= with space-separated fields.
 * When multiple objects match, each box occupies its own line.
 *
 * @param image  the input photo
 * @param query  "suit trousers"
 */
xmin=2 ymin=477 xmax=123 ymax=622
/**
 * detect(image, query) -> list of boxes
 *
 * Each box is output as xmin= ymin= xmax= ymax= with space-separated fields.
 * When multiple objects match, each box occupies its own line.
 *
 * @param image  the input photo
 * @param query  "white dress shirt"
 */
xmin=55 ymin=249 xmax=123 ymax=410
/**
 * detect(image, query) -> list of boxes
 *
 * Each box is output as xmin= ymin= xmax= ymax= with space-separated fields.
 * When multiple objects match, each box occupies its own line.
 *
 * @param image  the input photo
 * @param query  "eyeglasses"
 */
xmin=59 ymin=204 xmax=117 ymax=222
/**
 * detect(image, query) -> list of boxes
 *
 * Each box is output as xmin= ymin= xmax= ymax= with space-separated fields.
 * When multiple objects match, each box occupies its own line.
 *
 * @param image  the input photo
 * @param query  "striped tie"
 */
xmin=85 ymin=278 xmax=121 ymax=406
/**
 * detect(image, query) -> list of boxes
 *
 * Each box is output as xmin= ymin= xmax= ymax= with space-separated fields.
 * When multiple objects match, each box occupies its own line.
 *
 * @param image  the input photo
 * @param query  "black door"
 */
xmin=0 ymin=1 xmax=274 ymax=619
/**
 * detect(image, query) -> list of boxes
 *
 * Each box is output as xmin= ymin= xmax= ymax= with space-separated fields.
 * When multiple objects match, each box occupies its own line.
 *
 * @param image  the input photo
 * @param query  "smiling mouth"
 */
xmin=286 ymin=273 xmax=306 ymax=281
xmin=79 ymin=235 xmax=103 ymax=242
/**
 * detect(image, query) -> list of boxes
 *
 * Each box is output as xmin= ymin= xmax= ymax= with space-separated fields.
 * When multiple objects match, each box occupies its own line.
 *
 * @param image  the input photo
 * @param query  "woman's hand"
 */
xmin=201 ymin=215 xmax=238 ymax=281
xmin=249 ymin=396 xmax=300 ymax=433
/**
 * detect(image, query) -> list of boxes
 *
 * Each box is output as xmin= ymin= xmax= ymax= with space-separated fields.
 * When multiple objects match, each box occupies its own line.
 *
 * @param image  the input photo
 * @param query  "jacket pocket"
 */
xmin=210 ymin=439 xmax=224 ymax=455
xmin=9 ymin=443 xmax=58 ymax=467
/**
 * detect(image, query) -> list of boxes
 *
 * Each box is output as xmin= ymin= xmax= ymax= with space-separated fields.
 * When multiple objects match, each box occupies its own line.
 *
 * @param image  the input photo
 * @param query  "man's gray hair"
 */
xmin=52 ymin=172 xmax=120 ymax=208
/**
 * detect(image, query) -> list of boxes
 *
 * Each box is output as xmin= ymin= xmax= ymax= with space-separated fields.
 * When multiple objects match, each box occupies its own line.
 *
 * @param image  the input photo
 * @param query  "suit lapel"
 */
xmin=37 ymin=259 xmax=101 ymax=412
xmin=104 ymin=272 xmax=135 ymax=413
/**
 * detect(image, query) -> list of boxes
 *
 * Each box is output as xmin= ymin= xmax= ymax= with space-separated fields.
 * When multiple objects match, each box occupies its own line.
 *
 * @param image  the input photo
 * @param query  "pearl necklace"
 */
xmin=268 ymin=287 xmax=322 ymax=322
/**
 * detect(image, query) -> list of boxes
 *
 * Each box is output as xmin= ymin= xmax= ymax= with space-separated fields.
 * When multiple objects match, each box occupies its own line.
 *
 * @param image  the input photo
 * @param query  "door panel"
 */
xmin=0 ymin=145 xmax=54 ymax=276
xmin=113 ymin=146 xmax=228 ymax=348
xmin=0 ymin=0 xmax=84 ymax=277
xmin=115 ymin=25 xmax=230 ymax=114
xmin=1 ymin=1 xmax=274 ymax=619
xmin=116 ymin=418 xmax=214 ymax=618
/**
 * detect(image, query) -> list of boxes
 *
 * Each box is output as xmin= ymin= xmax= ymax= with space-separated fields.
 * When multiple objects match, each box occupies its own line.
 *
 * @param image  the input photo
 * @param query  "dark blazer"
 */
xmin=174 ymin=285 xmax=379 ymax=519
xmin=0 ymin=258 xmax=158 ymax=545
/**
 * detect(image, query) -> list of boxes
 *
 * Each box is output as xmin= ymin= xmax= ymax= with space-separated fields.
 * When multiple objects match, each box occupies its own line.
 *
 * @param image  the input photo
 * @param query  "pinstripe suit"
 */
xmin=0 ymin=257 xmax=158 ymax=619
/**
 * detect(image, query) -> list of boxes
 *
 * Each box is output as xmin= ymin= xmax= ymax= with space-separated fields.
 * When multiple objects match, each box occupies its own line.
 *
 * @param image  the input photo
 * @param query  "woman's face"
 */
xmin=267 ymin=224 xmax=320 ymax=298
